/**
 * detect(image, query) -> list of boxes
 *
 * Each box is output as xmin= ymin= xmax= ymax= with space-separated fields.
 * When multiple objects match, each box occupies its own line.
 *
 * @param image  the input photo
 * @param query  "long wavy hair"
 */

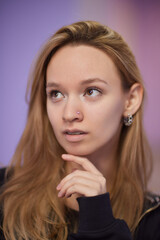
xmin=0 ymin=21 xmax=152 ymax=240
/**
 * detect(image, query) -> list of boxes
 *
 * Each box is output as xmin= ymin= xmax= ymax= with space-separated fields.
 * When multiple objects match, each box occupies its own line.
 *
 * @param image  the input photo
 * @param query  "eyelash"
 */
xmin=47 ymin=87 xmax=102 ymax=101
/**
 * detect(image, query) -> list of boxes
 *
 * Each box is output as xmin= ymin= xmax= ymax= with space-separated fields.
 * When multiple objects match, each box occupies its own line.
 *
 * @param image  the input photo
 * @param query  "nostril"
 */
xmin=62 ymin=110 xmax=83 ymax=122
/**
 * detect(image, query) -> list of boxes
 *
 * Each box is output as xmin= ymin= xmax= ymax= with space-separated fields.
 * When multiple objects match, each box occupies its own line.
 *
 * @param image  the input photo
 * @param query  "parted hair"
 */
xmin=0 ymin=21 xmax=152 ymax=240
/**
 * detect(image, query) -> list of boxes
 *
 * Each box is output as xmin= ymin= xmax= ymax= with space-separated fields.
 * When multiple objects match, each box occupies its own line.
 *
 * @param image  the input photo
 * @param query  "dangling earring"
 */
xmin=123 ymin=114 xmax=133 ymax=126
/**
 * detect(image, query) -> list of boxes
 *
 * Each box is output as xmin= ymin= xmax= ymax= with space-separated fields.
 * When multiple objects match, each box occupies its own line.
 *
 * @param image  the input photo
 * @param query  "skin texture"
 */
xmin=57 ymin=154 xmax=106 ymax=198
xmin=46 ymin=44 xmax=143 ymax=208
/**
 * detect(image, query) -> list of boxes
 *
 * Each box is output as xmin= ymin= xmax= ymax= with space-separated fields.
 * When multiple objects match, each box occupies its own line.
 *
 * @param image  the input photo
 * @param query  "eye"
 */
xmin=47 ymin=90 xmax=63 ymax=101
xmin=85 ymin=87 xmax=102 ymax=97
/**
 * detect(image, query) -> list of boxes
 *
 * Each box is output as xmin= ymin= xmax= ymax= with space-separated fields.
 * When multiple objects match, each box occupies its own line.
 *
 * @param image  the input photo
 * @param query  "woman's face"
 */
xmin=46 ymin=44 xmax=128 ymax=157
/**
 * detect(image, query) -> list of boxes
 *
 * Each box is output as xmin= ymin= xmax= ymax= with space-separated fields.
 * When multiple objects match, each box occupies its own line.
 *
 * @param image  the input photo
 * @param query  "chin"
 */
xmin=62 ymin=144 xmax=93 ymax=156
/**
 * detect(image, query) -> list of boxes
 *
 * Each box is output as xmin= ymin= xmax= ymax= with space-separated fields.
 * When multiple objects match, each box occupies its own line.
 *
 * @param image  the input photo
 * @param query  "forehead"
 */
xmin=46 ymin=44 xmax=121 ymax=87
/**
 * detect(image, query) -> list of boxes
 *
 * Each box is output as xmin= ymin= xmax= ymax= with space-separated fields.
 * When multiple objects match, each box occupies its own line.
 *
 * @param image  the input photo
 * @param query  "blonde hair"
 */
xmin=0 ymin=21 xmax=152 ymax=240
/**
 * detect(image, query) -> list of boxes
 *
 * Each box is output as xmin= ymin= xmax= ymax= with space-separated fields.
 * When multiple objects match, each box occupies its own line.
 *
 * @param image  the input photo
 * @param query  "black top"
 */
xmin=0 ymin=167 xmax=160 ymax=240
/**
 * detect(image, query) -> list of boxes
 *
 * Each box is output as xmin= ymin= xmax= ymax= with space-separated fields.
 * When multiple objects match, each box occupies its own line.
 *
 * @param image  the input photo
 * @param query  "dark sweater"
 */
xmin=0 ymin=168 xmax=160 ymax=240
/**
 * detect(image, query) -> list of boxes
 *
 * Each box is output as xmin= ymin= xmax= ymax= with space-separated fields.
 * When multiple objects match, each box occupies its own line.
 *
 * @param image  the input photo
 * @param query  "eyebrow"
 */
xmin=46 ymin=78 xmax=108 ymax=88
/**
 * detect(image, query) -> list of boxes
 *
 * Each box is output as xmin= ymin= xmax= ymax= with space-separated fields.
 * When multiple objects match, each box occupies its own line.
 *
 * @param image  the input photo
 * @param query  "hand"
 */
xmin=56 ymin=154 xmax=107 ymax=198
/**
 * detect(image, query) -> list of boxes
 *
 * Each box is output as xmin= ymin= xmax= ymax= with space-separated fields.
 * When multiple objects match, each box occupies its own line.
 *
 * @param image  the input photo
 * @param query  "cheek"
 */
xmin=91 ymin=98 xmax=124 ymax=134
xmin=91 ymin=98 xmax=124 ymax=121
xmin=46 ymin=103 xmax=59 ymax=131
xmin=46 ymin=103 xmax=52 ymax=123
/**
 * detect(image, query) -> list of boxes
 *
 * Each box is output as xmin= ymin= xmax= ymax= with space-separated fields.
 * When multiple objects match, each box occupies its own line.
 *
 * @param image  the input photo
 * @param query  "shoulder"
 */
xmin=134 ymin=192 xmax=160 ymax=239
xmin=0 ymin=168 xmax=7 ymax=187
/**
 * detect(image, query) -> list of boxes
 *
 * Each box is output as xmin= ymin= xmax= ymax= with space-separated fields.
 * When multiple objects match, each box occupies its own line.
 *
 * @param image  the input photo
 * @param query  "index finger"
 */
xmin=61 ymin=154 xmax=102 ymax=175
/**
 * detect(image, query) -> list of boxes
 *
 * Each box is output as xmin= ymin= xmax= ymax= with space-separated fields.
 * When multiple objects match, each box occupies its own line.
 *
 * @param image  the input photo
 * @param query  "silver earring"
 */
xmin=123 ymin=114 xmax=133 ymax=126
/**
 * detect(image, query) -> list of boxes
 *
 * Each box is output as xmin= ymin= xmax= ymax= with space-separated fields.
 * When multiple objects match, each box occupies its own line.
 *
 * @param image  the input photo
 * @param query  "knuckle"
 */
xmin=70 ymin=185 xmax=76 ymax=193
xmin=71 ymin=170 xmax=80 ymax=178
xmin=97 ymin=175 xmax=102 ymax=181
xmin=73 ymin=169 xmax=80 ymax=175
xmin=71 ymin=176 xmax=77 ymax=183
xmin=99 ymin=175 xmax=106 ymax=183
xmin=102 ymin=177 xmax=106 ymax=185
xmin=98 ymin=176 xmax=106 ymax=188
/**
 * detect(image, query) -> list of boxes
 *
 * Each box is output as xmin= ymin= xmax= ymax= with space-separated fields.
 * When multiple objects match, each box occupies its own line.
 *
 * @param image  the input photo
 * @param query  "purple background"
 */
xmin=1 ymin=0 xmax=160 ymax=193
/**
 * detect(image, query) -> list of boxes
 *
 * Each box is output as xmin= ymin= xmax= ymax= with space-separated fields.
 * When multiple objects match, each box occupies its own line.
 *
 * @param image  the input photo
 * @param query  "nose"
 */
xmin=62 ymin=96 xmax=83 ymax=122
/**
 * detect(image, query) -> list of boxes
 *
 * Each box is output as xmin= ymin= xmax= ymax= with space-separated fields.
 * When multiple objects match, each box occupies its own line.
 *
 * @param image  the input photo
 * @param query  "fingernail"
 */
xmin=58 ymin=191 xmax=63 ymax=197
xmin=62 ymin=154 xmax=68 ymax=158
xmin=56 ymin=184 xmax=61 ymax=190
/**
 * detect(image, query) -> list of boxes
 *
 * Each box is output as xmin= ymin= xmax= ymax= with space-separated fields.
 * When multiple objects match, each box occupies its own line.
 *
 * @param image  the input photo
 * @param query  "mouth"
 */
xmin=65 ymin=131 xmax=85 ymax=135
xmin=63 ymin=129 xmax=88 ymax=142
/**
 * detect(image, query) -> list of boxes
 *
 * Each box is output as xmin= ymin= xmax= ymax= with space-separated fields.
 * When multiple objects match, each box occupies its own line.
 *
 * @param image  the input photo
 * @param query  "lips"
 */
xmin=63 ymin=129 xmax=87 ymax=134
xmin=63 ymin=129 xmax=88 ymax=142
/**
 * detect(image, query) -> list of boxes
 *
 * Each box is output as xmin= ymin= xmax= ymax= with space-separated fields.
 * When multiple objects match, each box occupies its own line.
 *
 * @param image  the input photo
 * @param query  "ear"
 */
xmin=123 ymin=83 xmax=143 ymax=117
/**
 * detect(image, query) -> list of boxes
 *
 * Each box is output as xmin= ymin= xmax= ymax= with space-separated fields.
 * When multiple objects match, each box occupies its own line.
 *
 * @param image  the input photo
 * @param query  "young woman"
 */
xmin=0 ymin=21 xmax=160 ymax=240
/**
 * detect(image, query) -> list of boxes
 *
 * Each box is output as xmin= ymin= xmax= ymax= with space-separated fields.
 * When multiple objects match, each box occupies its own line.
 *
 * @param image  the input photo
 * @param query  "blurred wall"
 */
xmin=1 ymin=0 xmax=160 ymax=193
